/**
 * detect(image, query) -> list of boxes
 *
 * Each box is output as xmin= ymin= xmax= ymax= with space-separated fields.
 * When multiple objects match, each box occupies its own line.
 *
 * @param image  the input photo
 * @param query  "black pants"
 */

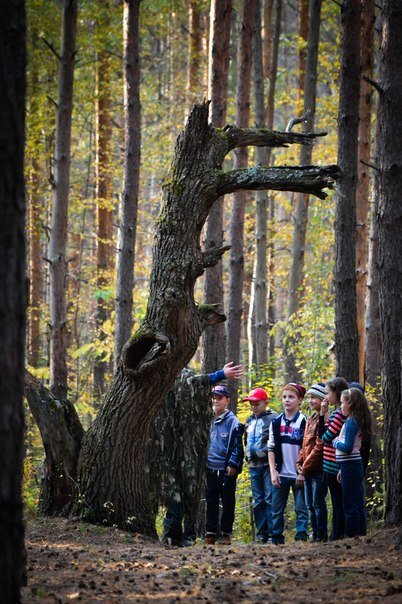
xmin=324 ymin=471 xmax=345 ymax=540
xmin=162 ymin=498 xmax=195 ymax=540
xmin=205 ymin=468 xmax=237 ymax=535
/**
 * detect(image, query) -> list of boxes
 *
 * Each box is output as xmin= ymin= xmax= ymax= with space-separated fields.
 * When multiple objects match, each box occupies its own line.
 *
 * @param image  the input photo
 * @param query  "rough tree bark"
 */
xmin=377 ymin=0 xmax=402 ymax=526
xmin=114 ymin=0 xmax=141 ymax=366
xmin=73 ymin=103 xmax=338 ymax=535
xmin=226 ymin=0 xmax=255 ymax=410
xmin=201 ymin=0 xmax=232 ymax=373
xmin=0 ymin=1 xmax=27 ymax=599
xmin=284 ymin=0 xmax=322 ymax=382
xmin=24 ymin=371 xmax=84 ymax=515
xmin=49 ymin=0 xmax=78 ymax=401
xmin=334 ymin=0 xmax=361 ymax=381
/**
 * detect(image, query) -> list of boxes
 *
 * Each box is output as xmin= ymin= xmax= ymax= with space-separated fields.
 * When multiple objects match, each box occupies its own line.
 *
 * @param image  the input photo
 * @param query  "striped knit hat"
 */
xmin=307 ymin=382 xmax=326 ymax=400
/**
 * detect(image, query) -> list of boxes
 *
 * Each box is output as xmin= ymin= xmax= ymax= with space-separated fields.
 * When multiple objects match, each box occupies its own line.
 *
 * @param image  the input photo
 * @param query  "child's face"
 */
xmin=340 ymin=395 xmax=351 ymax=417
xmin=308 ymin=394 xmax=322 ymax=413
xmin=324 ymin=385 xmax=338 ymax=406
xmin=282 ymin=389 xmax=301 ymax=416
xmin=212 ymin=394 xmax=229 ymax=417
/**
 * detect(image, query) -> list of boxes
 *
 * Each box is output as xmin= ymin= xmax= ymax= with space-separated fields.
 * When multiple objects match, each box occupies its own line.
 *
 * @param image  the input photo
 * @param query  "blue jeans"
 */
xmin=339 ymin=459 xmax=366 ymax=537
xmin=304 ymin=472 xmax=328 ymax=541
xmin=271 ymin=476 xmax=309 ymax=543
xmin=249 ymin=465 xmax=273 ymax=542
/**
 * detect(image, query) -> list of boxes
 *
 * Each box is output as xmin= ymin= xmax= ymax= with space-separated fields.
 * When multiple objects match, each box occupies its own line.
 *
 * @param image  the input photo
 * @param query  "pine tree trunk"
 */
xmin=227 ymin=0 xmax=255 ymax=410
xmin=378 ymin=0 xmax=402 ymax=526
xmin=356 ymin=0 xmax=375 ymax=384
xmin=364 ymin=110 xmax=383 ymax=516
xmin=285 ymin=0 xmax=322 ymax=382
xmin=334 ymin=0 xmax=361 ymax=381
xmin=201 ymin=0 xmax=233 ymax=373
xmin=297 ymin=0 xmax=309 ymax=104
xmin=114 ymin=0 xmax=141 ymax=366
xmin=49 ymin=0 xmax=78 ymax=401
xmin=250 ymin=0 xmax=268 ymax=371
xmin=0 ymin=2 xmax=27 ymax=598
xmin=28 ymin=144 xmax=42 ymax=368
xmin=248 ymin=0 xmax=280 ymax=368
xmin=187 ymin=1 xmax=202 ymax=106
xmin=94 ymin=47 xmax=114 ymax=400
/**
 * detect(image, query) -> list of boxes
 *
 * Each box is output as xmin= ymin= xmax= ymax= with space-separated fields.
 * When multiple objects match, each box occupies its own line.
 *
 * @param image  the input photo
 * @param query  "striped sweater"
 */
xmin=319 ymin=408 xmax=347 ymax=475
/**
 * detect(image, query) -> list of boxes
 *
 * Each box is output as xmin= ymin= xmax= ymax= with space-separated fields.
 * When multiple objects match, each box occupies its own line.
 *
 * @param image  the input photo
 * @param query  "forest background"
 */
xmin=22 ymin=0 xmax=388 ymax=536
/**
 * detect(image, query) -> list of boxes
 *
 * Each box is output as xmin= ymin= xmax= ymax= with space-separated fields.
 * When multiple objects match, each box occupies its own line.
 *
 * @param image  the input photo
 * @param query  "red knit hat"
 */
xmin=283 ymin=382 xmax=306 ymax=399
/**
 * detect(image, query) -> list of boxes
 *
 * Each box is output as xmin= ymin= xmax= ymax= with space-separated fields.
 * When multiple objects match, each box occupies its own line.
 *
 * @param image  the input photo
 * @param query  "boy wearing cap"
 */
xmin=296 ymin=383 xmax=329 ymax=542
xmin=244 ymin=388 xmax=278 ymax=543
xmin=267 ymin=383 xmax=309 ymax=544
xmin=205 ymin=385 xmax=244 ymax=545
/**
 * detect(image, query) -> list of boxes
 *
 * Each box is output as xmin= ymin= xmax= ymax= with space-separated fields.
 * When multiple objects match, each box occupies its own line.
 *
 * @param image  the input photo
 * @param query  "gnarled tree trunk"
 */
xmin=74 ymin=102 xmax=338 ymax=535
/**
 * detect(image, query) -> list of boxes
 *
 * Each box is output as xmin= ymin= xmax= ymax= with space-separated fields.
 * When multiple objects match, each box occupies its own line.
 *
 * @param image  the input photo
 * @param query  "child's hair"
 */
xmin=341 ymin=387 xmax=372 ymax=440
xmin=326 ymin=376 xmax=349 ymax=403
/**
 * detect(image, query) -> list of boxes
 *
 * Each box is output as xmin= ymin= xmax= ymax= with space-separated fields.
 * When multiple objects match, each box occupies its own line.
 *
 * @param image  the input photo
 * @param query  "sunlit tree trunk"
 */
xmin=356 ymin=0 xmax=375 ymax=384
xmin=249 ymin=0 xmax=268 ymax=373
xmin=94 ymin=46 xmax=114 ymax=400
xmin=226 ymin=0 xmax=255 ymax=410
xmin=201 ymin=0 xmax=233 ymax=373
xmin=378 ymin=0 xmax=402 ymax=526
xmin=0 ymin=2 xmax=27 ymax=599
xmin=114 ymin=0 xmax=141 ymax=366
xmin=28 ymin=82 xmax=42 ymax=368
xmin=248 ymin=0 xmax=281 ymax=369
xmin=285 ymin=0 xmax=321 ymax=382
xmin=263 ymin=0 xmax=273 ymax=79
xmin=187 ymin=1 xmax=202 ymax=106
xmin=334 ymin=0 xmax=361 ymax=381
xmin=297 ymin=0 xmax=309 ymax=106
xmin=49 ymin=0 xmax=78 ymax=401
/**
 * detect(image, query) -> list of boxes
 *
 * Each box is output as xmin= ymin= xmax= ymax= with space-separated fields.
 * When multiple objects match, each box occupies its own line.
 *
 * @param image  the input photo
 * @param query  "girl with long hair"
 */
xmin=332 ymin=387 xmax=372 ymax=537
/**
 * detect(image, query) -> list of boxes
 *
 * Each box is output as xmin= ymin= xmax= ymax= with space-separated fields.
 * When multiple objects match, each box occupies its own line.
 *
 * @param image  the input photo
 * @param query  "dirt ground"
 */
xmin=22 ymin=517 xmax=402 ymax=603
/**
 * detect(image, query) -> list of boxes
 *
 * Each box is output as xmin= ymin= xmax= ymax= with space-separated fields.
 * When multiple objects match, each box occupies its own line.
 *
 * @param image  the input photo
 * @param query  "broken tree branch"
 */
xmin=285 ymin=109 xmax=312 ymax=133
xmin=215 ymin=165 xmax=341 ymax=199
xmin=223 ymin=124 xmax=327 ymax=153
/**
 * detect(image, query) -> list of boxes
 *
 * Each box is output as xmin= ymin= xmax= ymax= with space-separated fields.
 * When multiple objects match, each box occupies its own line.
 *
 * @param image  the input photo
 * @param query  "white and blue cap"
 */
xmin=307 ymin=383 xmax=326 ymax=400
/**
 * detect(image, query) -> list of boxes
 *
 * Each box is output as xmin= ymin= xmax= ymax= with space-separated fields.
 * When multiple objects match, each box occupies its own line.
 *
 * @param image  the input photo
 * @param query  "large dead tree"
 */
xmin=26 ymin=102 xmax=339 ymax=536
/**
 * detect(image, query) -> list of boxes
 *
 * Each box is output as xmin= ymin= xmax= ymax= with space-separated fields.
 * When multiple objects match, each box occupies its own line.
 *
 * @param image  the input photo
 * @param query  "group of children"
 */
xmin=205 ymin=377 xmax=372 ymax=545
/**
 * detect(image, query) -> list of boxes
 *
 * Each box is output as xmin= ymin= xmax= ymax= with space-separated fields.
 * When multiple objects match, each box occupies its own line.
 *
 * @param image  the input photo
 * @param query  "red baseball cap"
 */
xmin=242 ymin=387 xmax=268 ymax=402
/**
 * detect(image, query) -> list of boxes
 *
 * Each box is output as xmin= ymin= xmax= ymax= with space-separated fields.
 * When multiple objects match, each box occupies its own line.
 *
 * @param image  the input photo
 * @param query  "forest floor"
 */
xmin=22 ymin=517 xmax=402 ymax=603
